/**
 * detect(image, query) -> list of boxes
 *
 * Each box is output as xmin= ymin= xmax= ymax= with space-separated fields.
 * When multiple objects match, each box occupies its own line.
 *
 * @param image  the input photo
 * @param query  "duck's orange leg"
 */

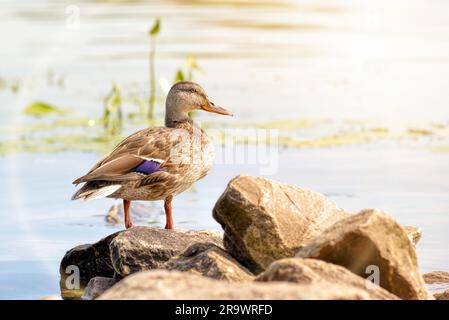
xmin=123 ymin=199 xmax=133 ymax=229
xmin=164 ymin=197 xmax=174 ymax=229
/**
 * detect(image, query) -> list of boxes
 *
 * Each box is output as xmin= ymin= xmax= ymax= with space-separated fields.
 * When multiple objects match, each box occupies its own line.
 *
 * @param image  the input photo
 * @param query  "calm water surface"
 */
xmin=1 ymin=0 xmax=449 ymax=299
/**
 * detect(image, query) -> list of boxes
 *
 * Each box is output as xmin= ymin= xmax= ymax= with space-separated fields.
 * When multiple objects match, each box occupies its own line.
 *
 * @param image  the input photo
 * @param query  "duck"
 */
xmin=71 ymin=81 xmax=232 ymax=229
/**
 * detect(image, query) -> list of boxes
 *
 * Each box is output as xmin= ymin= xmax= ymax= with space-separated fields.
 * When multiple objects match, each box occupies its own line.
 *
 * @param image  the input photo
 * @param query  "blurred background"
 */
xmin=1 ymin=0 xmax=449 ymax=299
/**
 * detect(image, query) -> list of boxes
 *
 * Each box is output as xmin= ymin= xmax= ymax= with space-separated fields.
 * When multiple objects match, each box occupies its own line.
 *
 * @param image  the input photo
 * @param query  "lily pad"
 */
xmin=23 ymin=101 xmax=66 ymax=117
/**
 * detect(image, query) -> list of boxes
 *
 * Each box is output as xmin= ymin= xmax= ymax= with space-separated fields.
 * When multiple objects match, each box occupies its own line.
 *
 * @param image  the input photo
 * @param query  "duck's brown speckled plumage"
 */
xmin=72 ymin=81 xmax=232 ymax=229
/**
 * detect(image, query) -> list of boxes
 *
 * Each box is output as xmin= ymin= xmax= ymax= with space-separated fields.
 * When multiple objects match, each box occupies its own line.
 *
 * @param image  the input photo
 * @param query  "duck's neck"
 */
xmin=165 ymin=110 xmax=193 ymax=128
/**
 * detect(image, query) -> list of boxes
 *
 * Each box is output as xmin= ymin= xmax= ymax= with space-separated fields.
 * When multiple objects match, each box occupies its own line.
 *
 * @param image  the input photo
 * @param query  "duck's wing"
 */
xmin=73 ymin=127 xmax=183 ymax=184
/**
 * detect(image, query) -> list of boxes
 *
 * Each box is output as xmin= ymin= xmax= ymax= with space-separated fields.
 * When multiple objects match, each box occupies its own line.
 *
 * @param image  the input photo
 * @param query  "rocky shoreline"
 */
xmin=60 ymin=175 xmax=448 ymax=300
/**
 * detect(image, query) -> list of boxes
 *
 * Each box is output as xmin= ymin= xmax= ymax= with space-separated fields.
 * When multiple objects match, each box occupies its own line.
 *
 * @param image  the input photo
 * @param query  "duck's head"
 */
xmin=165 ymin=81 xmax=232 ymax=126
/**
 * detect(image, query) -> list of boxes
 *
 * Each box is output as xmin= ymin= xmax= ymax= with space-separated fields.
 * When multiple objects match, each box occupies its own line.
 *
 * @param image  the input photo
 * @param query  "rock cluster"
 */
xmin=61 ymin=175 xmax=438 ymax=300
xmin=423 ymin=271 xmax=449 ymax=299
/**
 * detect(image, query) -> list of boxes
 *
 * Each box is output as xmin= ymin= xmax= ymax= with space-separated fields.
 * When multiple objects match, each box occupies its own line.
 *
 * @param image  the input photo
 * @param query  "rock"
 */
xmin=403 ymin=226 xmax=422 ymax=245
xmin=99 ymin=270 xmax=394 ymax=300
xmin=256 ymin=258 xmax=398 ymax=300
xmin=423 ymin=271 xmax=449 ymax=295
xmin=423 ymin=271 xmax=449 ymax=284
xmin=60 ymin=227 xmax=222 ymax=298
xmin=212 ymin=175 xmax=351 ymax=272
xmin=110 ymin=226 xmax=222 ymax=277
xmin=165 ymin=243 xmax=254 ymax=281
xmin=434 ymin=289 xmax=449 ymax=300
xmin=105 ymin=202 xmax=158 ymax=225
xmin=59 ymin=232 xmax=119 ymax=298
xmin=296 ymin=209 xmax=431 ymax=300
xmin=82 ymin=277 xmax=118 ymax=300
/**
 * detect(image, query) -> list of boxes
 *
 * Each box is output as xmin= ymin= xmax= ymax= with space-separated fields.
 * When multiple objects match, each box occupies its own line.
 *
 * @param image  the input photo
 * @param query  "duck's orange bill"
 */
xmin=202 ymin=102 xmax=233 ymax=116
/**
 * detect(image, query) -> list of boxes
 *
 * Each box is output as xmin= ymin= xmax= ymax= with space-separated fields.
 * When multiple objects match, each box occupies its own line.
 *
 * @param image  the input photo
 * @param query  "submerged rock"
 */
xmin=98 ymin=270 xmax=391 ymax=300
xmin=82 ymin=277 xmax=118 ymax=300
xmin=296 ymin=209 xmax=431 ymax=300
xmin=423 ymin=271 xmax=449 ymax=295
xmin=256 ymin=258 xmax=398 ymax=300
xmin=105 ymin=202 xmax=158 ymax=225
xmin=423 ymin=271 xmax=449 ymax=284
xmin=110 ymin=227 xmax=222 ymax=277
xmin=165 ymin=243 xmax=254 ymax=281
xmin=212 ymin=175 xmax=350 ymax=272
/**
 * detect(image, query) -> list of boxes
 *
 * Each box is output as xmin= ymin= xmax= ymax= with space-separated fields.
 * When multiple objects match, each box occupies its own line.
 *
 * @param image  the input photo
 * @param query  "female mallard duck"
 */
xmin=72 ymin=81 xmax=232 ymax=229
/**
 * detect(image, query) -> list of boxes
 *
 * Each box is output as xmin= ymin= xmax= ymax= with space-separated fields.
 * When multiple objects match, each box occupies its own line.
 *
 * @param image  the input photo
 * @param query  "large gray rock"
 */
xmin=60 ymin=227 xmax=222 ymax=298
xmin=165 ymin=243 xmax=254 ymax=281
xmin=110 ymin=227 xmax=222 ymax=277
xmin=256 ymin=258 xmax=398 ymax=300
xmin=82 ymin=277 xmax=118 ymax=300
xmin=59 ymin=232 xmax=119 ymax=298
xmin=296 ymin=209 xmax=431 ymax=300
xmin=212 ymin=175 xmax=351 ymax=272
xmin=98 ymin=270 xmax=394 ymax=300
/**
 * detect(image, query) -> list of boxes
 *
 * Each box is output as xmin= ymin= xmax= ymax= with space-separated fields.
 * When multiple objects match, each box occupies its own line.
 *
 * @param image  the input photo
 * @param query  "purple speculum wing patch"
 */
xmin=133 ymin=159 xmax=162 ymax=174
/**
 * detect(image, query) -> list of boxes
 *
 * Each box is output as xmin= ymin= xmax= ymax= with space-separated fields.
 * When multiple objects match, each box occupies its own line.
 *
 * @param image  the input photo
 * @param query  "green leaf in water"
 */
xmin=23 ymin=101 xmax=65 ymax=117
xmin=149 ymin=18 xmax=160 ymax=36
xmin=186 ymin=54 xmax=201 ymax=71
xmin=174 ymin=69 xmax=185 ymax=82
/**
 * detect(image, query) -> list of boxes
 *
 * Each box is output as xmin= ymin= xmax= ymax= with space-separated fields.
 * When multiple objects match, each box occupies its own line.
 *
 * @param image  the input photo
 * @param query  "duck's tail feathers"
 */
xmin=71 ymin=182 xmax=122 ymax=201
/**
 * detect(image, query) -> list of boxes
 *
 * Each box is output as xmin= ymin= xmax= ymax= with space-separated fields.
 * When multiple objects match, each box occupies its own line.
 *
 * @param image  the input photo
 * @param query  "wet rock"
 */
xmin=59 ymin=232 xmax=119 ymax=298
xmin=296 ymin=209 xmax=431 ymax=300
xmin=434 ymin=289 xmax=449 ymax=300
xmin=212 ymin=175 xmax=351 ymax=272
xmin=99 ymin=270 xmax=393 ymax=300
xmin=82 ymin=277 xmax=118 ymax=300
xmin=60 ymin=227 xmax=222 ymax=298
xmin=423 ymin=271 xmax=449 ymax=284
xmin=165 ymin=243 xmax=254 ymax=281
xmin=256 ymin=258 xmax=398 ymax=300
xmin=110 ymin=227 xmax=222 ymax=277
xmin=105 ymin=202 xmax=157 ymax=225
xmin=423 ymin=271 xmax=449 ymax=295
xmin=403 ymin=226 xmax=422 ymax=245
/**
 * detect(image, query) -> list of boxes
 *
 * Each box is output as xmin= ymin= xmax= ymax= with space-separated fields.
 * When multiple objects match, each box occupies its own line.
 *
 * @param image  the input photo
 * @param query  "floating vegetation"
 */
xmin=148 ymin=18 xmax=161 ymax=122
xmin=431 ymin=145 xmax=449 ymax=153
xmin=1 ymin=116 xmax=448 ymax=156
xmin=407 ymin=128 xmax=433 ymax=136
xmin=23 ymin=101 xmax=66 ymax=117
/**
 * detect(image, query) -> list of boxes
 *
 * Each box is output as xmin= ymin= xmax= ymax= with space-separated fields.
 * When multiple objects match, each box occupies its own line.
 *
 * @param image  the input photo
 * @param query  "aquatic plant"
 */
xmin=103 ymin=82 xmax=123 ymax=136
xmin=174 ymin=54 xmax=202 ymax=83
xmin=173 ymin=55 xmax=202 ymax=117
xmin=23 ymin=101 xmax=66 ymax=117
xmin=148 ymin=18 xmax=161 ymax=122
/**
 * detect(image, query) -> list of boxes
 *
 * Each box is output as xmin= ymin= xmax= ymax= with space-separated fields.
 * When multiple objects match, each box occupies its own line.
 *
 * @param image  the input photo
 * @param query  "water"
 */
xmin=1 ymin=0 xmax=449 ymax=299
